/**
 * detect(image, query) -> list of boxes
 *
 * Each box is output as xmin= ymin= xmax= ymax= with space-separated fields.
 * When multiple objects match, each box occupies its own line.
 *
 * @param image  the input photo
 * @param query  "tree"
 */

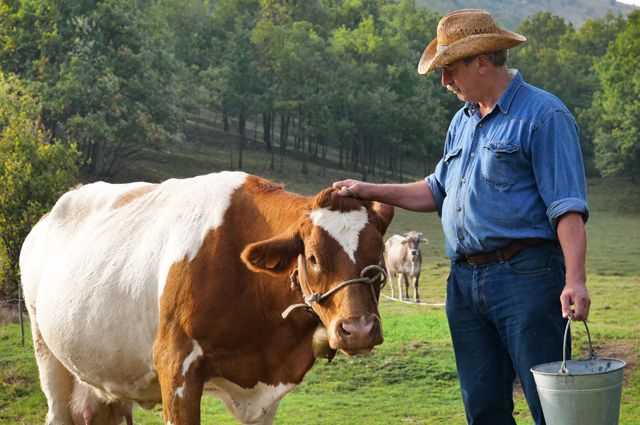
xmin=1 ymin=0 xmax=186 ymax=179
xmin=568 ymin=13 xmax=627 ymax=175
xmin=47 ymin=0 xmax=184 ymax=177
xmin=0 ymin=72 xmax=79 ymax=298
xmin=512 ymin=12 xmax=626 ymax=176
xmin=591 ymin=11 xmax=640 ymax=180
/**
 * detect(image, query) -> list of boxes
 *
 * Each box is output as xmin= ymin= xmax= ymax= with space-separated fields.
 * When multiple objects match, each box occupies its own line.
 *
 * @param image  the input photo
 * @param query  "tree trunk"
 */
xmin=253 ymin=113 xmax=259 ymax=143
xmin=279 ymin=114 xmax=289 ymax=152
xmin=295 ymin=109 xmax=303 ymax=151
xmin=223 ymin=112 xmax=230 ymax=132
xmin=263 ymin=112 xmax=272 ymax=152
xmin=237 ymin=110 xmax=247 ymax=169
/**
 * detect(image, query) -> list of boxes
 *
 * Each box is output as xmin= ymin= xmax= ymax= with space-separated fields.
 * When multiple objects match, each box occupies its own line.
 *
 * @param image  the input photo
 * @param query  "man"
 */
xmin=333 ymin=9 xmax=590 ymax=425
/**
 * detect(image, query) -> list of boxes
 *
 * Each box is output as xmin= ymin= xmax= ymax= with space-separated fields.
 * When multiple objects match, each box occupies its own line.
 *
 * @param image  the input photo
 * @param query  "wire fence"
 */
xmin=381 ymin=294 xmax=445 ymax=307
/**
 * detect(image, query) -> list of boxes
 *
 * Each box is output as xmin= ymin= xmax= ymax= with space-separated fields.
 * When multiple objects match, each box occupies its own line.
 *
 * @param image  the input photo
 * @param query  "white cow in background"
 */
xmin=384 ymin=231 xmax=427 ymax=302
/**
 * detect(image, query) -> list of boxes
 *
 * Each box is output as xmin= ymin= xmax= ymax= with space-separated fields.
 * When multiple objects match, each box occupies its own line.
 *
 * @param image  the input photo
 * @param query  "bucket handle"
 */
xmin=560 ymin=316 xmax=595 ymax=374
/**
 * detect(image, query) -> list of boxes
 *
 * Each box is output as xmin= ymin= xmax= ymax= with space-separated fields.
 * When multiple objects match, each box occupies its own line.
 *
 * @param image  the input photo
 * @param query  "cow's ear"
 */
xmin=371 ymin=202 xmax=394 ymax=235
xmin=241 ymin=232 xmax=303 ymax=276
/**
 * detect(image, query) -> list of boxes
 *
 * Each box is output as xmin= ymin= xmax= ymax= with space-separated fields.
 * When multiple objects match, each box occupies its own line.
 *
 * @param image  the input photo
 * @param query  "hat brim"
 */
xmin=417 ymin=30 xmax=526 ymax=75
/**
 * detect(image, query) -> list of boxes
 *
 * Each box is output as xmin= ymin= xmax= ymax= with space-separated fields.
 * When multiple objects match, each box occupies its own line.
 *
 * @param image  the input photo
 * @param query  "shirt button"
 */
xmin=456 ymin=206 xmax=462 ymax=212
xmin=470 ymin=152 xmax=475 ymax=157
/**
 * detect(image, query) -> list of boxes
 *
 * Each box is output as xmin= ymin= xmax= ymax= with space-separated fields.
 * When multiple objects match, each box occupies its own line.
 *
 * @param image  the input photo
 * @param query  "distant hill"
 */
xmin=417 ymin=0 xmax=637 ymax=28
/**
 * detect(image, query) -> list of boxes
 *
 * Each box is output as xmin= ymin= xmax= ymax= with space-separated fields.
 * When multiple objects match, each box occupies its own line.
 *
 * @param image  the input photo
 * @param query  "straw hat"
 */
xmin=418 ymin=9 xmax=526 ymax=75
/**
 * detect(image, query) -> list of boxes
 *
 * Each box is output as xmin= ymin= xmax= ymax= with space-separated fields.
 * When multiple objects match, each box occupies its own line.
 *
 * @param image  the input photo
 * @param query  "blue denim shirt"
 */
xmin=426 ymin=71 xmax=589 ymax=260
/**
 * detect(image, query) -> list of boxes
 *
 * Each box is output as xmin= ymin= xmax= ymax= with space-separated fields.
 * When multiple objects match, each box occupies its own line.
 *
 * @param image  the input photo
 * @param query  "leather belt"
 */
xmin=459 ymin=238 xmax=553 ymax=266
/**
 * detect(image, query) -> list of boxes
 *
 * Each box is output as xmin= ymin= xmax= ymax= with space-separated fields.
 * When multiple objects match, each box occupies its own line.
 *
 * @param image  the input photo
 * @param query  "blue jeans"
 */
xmin=446 ymin=243 xmax=569 ymax=425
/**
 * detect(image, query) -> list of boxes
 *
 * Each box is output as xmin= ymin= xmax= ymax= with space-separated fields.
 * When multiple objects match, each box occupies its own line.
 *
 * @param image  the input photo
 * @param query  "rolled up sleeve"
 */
xmin=530 ymin=109 xmax=589 ymax=230
xmin=426 ymin=169 xmax=445 ymax=216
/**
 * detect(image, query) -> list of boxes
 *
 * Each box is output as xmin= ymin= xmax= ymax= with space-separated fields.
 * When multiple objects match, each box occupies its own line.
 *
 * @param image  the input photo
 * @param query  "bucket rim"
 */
xmin=531 ymin=357 xmax=626 ymax=377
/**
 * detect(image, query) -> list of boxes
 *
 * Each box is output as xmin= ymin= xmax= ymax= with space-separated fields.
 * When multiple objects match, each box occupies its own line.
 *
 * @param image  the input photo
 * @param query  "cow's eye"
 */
xmin=307 ymin=255 xmax=320 ymax=271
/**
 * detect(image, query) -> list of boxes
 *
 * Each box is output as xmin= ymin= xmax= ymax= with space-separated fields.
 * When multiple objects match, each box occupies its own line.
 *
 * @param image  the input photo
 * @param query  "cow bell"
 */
xmin=312 ymin=325 xmax=336 ymax=362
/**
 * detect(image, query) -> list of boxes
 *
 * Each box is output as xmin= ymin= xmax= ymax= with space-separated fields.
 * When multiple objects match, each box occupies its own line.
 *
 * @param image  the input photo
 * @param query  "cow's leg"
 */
xmin=154 ymin=330 xmax=205 ymax=425
xmin=413 ymin=273 xmax=421 ymax=303
xmin=31 ymin=322 xmax=75 ymax=425
xmin=388 ymin=272 xmax=396 ymax=298
xmin=396 ymin=274 xmax=403 ymax=300
xmin=254 ymin=401 xmax=279 ymax=425
xmin=402 ymin=274 xmax=410 ymax=300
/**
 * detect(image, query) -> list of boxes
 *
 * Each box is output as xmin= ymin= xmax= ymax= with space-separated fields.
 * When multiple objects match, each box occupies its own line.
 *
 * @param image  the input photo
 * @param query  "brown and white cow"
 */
xmin=384 ymin=231 xmax=427 ymax=302
xmin=20 ymin=171 xmax=393 ymax=425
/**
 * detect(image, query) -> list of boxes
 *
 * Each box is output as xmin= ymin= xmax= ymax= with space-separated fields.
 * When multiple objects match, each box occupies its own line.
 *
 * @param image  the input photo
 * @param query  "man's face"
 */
xmin=439 ymin=56 xmax=479 ymax=102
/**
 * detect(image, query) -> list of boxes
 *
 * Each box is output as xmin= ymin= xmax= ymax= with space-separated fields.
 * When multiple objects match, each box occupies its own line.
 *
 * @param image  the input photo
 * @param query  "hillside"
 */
xmin=417 ymin=0 xmax=636 ymax=28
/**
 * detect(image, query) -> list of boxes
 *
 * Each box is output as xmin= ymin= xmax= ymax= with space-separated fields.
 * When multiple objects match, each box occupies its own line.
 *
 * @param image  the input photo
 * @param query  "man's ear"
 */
xmin=241 ymin=231 xmax=303 ymax=276
xmin=371 ymin=202 xmax=394 ymax=235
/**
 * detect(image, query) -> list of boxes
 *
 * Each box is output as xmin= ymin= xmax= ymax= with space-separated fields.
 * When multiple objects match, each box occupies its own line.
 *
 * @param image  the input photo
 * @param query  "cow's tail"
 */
xmin=70 ymin=380 xmax=133 ymax=425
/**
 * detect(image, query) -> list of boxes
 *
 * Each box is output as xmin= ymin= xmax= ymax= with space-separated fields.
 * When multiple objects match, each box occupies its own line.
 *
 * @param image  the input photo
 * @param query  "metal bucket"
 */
xmin=531 ymin=318 xmax=626 ymax=425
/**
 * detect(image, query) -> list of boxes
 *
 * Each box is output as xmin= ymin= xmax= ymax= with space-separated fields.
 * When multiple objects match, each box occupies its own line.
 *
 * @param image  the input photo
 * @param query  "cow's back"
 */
xmin=20 ymin=171 xmax=248 ymax=401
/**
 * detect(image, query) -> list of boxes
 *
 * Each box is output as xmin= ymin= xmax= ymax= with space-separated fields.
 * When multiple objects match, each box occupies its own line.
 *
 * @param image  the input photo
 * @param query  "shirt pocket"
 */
xmin=480 ymin=140 xmax=520 ymax=191
xmin=444 ymin=146 xmax=462 ymax=163
xmin=443 ymin=147 xmax=463 ymax=192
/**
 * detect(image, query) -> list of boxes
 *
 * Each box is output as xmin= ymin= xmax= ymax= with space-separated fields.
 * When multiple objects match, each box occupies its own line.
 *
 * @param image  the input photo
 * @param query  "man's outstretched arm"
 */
xmin=333 ymin=179 xmax=438 ymax=213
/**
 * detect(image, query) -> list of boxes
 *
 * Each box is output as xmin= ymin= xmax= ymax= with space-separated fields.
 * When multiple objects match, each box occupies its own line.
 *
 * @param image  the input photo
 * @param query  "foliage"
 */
xmin=415 ymin=0 xmax=634 ymax=28
xmin=0 ymin=72 xmax=79 ymax=298
xmin=590 ymin=11 xmax=640 ymax=180
xmin=512 ymin=12 xmax=627 ymax=176
xmin=1 ymin=0 xmax=639 ymax=181
xmin=1 ymin=0 xmax=185 ymax=178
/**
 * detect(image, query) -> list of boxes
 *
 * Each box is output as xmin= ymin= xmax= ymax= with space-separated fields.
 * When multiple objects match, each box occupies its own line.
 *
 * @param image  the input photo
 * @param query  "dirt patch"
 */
xmin=512 ymin=340 xmax=637 ymax=397
xmin=592 ymin=341 xmax=637 ymax=384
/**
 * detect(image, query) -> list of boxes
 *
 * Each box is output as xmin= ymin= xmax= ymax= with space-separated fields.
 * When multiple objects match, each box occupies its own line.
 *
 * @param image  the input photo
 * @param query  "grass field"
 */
xmin=1 ymin=127 xmax=639 ymax=424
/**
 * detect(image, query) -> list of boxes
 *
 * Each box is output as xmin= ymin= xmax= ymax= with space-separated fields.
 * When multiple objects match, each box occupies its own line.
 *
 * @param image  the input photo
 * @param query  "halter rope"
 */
xmin=282 ymin=255 xmax=387 ymax=319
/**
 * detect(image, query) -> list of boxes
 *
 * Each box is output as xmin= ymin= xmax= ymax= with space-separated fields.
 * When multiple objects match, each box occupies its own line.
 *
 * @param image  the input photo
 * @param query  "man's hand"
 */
xmin=332 ymin=179 xmax=369 ymax=199
xmin=560 ymin=279 xmax=590 ymax=321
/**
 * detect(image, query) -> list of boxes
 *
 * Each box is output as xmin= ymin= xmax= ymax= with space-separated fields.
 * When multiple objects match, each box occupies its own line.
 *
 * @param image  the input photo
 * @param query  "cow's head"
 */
xmin=403 ymin=231 xmax=427 ymax=260
xmin=241 ymin=188 xmax=394 ymax=355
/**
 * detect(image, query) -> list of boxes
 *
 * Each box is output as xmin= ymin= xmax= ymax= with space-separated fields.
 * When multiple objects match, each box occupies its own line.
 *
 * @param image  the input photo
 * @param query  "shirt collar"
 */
xmin=496 ymin=69 xmax=522 ymax=114
xmin=463 ymin=69 xmax=523 ymax=117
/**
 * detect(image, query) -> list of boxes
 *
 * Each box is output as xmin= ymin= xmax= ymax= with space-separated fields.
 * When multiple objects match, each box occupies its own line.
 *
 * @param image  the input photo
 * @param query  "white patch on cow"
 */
xmin=182 ymin=340 xmax=203 ymax=376
xmin=309 ymin=207 xmax=368 ymax=263
xmin=175 ymin=385 xmax=184 ymax=399
xmin=19 ymin=171 xmax=247 ymax=402
xmin=157 ymin=172 xmax=248 ymax=297
xmin=207 ymin=378 xmax=295 ymax=424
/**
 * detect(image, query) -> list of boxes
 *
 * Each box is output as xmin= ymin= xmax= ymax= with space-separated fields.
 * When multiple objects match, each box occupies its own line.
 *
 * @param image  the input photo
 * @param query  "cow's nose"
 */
xmin=334 ymin=315 xmax=382 ymax=353
xmin=340 ymin=316 xmax=374 ymax=336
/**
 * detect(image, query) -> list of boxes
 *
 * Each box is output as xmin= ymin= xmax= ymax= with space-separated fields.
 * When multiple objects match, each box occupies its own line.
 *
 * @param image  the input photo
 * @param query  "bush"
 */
xmin=0 ymin=72 xmax=79 ymax=298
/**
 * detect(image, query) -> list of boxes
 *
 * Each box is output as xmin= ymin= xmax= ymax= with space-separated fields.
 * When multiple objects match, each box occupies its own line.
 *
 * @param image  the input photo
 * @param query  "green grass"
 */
xmin=4 ymin=270 xmax=638 ymax=425
xmin=0 ymin=325 xmax=46 ymax=425
xmin=1 ymin=126 xmax=639 ymax=424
